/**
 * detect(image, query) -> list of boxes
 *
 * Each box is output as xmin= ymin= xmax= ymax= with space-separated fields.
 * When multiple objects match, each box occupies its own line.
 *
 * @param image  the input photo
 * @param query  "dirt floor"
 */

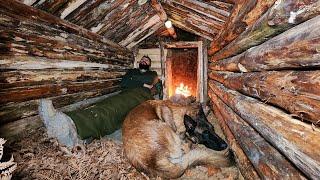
xmin=6 ymin=113 xmax=241 ymax=180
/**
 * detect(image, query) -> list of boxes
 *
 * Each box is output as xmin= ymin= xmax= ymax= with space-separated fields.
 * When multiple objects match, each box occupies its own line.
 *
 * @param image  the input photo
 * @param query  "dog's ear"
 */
xmin=198 ymin=104 xmax=209 ymax=122
xmin=184 ymin=115 xmax=197 ymax=131
xmin=156 ymin=105 xmax=177 ymax=132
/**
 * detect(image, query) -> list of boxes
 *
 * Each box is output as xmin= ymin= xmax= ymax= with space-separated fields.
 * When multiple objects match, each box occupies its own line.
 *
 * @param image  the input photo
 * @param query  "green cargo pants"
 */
xmin=65 ymin=88 xmax=153 ymax=139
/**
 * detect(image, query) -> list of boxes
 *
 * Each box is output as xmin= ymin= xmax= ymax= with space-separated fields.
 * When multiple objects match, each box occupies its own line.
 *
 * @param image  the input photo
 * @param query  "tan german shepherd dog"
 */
xmin=122 ymin=100 xmax=231 ymax=179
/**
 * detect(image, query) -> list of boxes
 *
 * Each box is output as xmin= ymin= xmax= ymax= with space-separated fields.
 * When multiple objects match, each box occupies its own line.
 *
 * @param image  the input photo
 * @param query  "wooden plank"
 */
xmin=151 ymin=0 xmax=167 ymax=21
xmin=60 ymin=0 xmax=88 ymax=19
xmin=164 ymin=1 xmax=226 ymax=28
xmin=198 ymin=0 xmax=234 ymax=12
xmin=202 ymin=39 xmax=208 ymax=103
xmin=209 ymin=91 xmax=305 ymax=179
xmin=208 ymin=0 xmax=277 ymax=55
xmin=169 ymin=19 xmax=214 ymax=41
xmin=126 ymin=21 xmax=163 ymax=49
xmin=65 ymin=0 xmax=106 ymax=23
xmin=160 ymin=40 xmax=165 ymax=84
xmin=0 ymin=70 xmax=125 ymax=88
xmin=0 ymin=115 xmax=42 ymax=140
xmin=168 ymin=0 xmax=230 ymax=21
xmin=164 ymin=2 xmax=222 ymax=31
xmin=32 ymin=0 xmax=69 ymax=16
xmin=209 ymin=71 xmax=320 ymax=124
xmin=211 ymin=0 xmax=320 ymax=61
xmin=0 ymin=79 xmax=121 ymax=104
xmin=77 ymin=0 xmax=127 ymax=29
xmin=209 ymin=81 xmax=320 ymax=179
xmin=163 ymin=2 xmax=219 ymax=40
xmin=96 ymin=1 xmax=159 ymax=43
xmin=0 ymin=56 xmax=128 ymax=71
xmin=119 ymin=15 xmax=162 ymax=47
xmin=0 ymin=30 xmax=131 ymax=65
xmin=197 ymin=41 xmax=203 ymax=102
xmin=210 ymin=101 xmax=259 ymax=180
xmin=164 ymin=41 xmax=199 ymax=49
xmin=209 ymin=15 xmax=320 ymax=71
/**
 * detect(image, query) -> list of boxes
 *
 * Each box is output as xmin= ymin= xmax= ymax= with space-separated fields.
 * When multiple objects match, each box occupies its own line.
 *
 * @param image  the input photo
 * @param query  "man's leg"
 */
xmin=38 ymin=99 xmax=83 ymax=147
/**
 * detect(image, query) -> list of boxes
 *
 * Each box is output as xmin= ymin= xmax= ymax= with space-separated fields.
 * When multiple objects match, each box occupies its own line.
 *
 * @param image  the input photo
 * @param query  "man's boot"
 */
xmin=39 ymin=99 xmax=83 ymax=147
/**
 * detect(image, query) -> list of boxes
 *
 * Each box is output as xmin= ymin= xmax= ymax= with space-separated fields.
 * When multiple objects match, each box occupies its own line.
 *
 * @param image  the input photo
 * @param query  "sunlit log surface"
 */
xmin=211 ymin=0 xmax=320 ymax=61
xmin=209 ymin=71 xmax=320 ymax=124
xmin=209 ymin=15 xmax=320 ymax=71
xmin=210 ymin=91 xmax=305 ymax=179
xmin=209 ymin=81 xmax=320 ymax=179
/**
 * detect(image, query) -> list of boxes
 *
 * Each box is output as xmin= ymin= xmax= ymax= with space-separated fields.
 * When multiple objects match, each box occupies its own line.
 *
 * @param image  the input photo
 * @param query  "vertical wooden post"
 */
xmin=159 ymin=39 xmax=166 ymax=99
xmin=165 ymin=50 xmax=173 ymax=99
xmin=197 ymin=41 xmax=203 ymax=102
xmin=202 ymin=39 xmax=208 ymax=103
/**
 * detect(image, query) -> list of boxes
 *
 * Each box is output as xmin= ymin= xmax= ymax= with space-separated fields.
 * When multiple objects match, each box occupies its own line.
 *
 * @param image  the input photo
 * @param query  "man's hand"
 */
xmin=143 ymin=83 xmax=153 ymax=89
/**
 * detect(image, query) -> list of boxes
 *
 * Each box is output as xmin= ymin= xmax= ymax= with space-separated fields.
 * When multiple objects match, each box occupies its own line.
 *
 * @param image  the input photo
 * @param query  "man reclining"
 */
xmin=39 ymin=56 xmax=162 ymax=147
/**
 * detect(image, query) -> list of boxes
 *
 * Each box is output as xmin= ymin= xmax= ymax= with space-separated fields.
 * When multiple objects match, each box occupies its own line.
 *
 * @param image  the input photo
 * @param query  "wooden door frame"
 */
xmin=160 ymin=41 xmax=207 ymax=103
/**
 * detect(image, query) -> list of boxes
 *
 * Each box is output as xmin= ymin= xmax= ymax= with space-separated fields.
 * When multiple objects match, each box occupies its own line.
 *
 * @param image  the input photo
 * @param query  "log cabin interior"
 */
xmin=0 ymin=0 xmax=319 ymax=179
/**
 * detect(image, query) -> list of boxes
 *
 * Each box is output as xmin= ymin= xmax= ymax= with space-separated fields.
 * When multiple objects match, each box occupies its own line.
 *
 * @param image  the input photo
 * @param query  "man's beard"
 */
xmin=139 ymin=64 xmax=150 ymax=70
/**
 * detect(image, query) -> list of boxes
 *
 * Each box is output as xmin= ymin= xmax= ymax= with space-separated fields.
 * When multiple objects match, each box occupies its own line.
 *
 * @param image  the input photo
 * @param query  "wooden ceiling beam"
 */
xmin=65 ymin=0 xmax=106 ymax=23
xmin=126 ymin=21 xmax=163 ymax=49
xmin=151 ymin=0 xmax=167 ymax=21
xmin=31 ymin=0 xmax=69 ymax=15
xmin=167 ymin=0 xmax=230 ymax=21
xmin=163 ymin=3 xmax=220 ymax=37
xmin=165 ymin=2 xmax=224 ymax=29
xmin=199 ymin=0 xmax=234 ymax=12
xmin=119 ymin=15 xmax=162 ymax=47
xmin=60 ymin=0 xmax=87 ymax=19
xmin=164 ymin=41 xmax=199 ymax=48
xmin=81 ymin=0 xmax=128 ymax=29
xmin=169 ymin=14 xmax=217 ymax=38
xmin=169 ymin=18 xmax=214 ymax=41
xmin=102 ymin=12 xmax=157 ymax=43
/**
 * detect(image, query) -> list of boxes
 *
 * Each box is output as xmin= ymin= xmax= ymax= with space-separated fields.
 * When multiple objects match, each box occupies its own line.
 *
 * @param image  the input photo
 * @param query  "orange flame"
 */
xmin=175 ymin=83 xmax=191 ymax=97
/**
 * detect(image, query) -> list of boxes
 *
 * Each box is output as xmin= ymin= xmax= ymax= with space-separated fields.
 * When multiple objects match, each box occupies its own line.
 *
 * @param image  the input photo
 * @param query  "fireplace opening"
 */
xmin=166 ymin=48 xmax=198 ymax=98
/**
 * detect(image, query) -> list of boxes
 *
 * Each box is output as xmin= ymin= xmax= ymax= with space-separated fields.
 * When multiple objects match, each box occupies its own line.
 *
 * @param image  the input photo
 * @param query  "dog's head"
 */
xmin=184 ymin=105 xmax=228 ymax=151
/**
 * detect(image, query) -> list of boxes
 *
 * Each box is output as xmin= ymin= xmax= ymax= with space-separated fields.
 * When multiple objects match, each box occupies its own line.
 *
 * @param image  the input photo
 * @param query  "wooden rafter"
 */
xmin=163 ymin=0 xmax=233 ymax=41
xmin=168 ymin=0 xmax=230 ymax=21
xmin=151 ymin=0 xmax=167 ymax=21
xmin=120 ymin=15 xmax=162 ymax=47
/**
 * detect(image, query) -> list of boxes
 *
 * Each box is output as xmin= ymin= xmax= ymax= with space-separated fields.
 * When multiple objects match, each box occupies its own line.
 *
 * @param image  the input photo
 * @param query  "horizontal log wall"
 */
xmin=209 ymin=91 xmax=305 ymax=179
xmin=208 ymin=2 xmax=320 ymax=179
xmin=208 ymin=0 xmax=277 ymax=55
xmin=211 ymin=0 xmax=320 ymax=61
xmin=0 ymin=1 xmax=133 ymax=126
xmin=209 ymin=15 xmax=320 ymax=71
xmin=209 ymin=81 xmax=320 ymax=178
xmin=209 ymin=71 xmax=320 ymax=124
xmin=210 ymin=100 xmax=259 ymax=180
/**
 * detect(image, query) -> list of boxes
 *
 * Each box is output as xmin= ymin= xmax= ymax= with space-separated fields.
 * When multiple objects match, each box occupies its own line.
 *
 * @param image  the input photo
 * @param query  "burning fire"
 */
xmin=175 ymin=83 xmax=191 ymax=97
